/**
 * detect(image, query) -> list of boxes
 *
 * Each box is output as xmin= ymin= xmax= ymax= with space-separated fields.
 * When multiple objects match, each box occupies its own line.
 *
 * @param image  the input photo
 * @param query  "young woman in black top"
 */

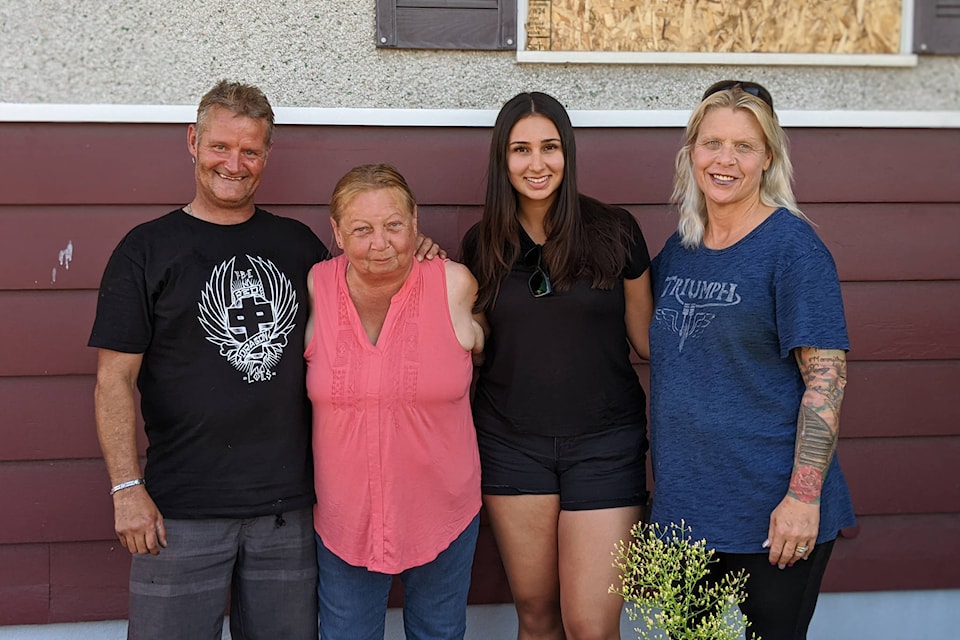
xmin=460 ymin=92 xmax=653 ymax=640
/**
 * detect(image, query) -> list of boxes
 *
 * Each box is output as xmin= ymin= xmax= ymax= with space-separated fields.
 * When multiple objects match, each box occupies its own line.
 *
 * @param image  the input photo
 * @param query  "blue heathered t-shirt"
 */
xmin=649 ymin=208 xmax=856 ymax=553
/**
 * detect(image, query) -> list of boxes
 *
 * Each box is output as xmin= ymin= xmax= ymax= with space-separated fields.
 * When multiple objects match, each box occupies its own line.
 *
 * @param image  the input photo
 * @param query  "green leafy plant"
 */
xmin=610 ymin=520 xmax=757 ymax=640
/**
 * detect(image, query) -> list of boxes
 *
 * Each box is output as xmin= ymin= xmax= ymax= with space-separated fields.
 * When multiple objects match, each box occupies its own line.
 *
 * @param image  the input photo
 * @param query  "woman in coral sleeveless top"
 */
xmin=305 ymin=164 xmax=485 ymax=640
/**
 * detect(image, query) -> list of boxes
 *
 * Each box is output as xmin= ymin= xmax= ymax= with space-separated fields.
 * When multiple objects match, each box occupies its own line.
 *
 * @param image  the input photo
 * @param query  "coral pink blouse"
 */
xmin=305 ymin=256 xmax=481 ymax=573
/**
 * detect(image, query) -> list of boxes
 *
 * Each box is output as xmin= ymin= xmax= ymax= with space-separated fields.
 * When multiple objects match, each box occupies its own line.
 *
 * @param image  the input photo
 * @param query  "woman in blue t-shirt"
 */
xmin=648 ymin=81 xmax=856 ymax=640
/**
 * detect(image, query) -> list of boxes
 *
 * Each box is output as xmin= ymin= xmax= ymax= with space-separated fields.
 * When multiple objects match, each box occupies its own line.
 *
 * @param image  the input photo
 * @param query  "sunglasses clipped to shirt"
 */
xmin=523 ymin=244 xmax=553 ymax=298
xmin=701 ymin=80 xmax=774 ymax=111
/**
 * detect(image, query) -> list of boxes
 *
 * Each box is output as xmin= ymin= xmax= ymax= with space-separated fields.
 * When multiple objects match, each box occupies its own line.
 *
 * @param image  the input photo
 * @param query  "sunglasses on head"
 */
xmin=523 ymin=244 xmax=553 ymax=298
xmin=701 ymin=80 xmax=774 ymax=110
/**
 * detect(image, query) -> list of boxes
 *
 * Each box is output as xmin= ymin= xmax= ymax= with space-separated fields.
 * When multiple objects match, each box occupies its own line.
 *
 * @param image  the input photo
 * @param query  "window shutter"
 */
xmin=914 ymin=0 xmax=960 ymax=53
xmin=376 ymin=0 xmax=517 ymax=50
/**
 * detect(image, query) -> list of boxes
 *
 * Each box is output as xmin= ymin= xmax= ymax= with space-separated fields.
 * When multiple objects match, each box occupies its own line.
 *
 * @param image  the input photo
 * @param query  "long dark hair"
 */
xmin=466 ymin=91 xmax=632 ymax=312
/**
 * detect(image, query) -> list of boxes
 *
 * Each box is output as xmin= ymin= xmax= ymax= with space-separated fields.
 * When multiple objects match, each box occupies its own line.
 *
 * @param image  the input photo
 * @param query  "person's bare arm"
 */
xmin=95 ymin=349 xmax=166 ymax=555
xmin=624 ymin=269 xmax=653 ymax=360
xmin=471 ymin=310 xmax=489 ymax=364
xmin=766 ymin=347 xmax=847 ymax=568
xmin=304 ymin=263 xmax=318 ymax=347
xmin=445 ymin=261 xmax=485 ymax=354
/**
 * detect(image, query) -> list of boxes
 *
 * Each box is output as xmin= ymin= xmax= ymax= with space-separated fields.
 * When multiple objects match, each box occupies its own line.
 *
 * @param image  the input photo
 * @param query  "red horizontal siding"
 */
xmin=1 ymin=123 xmax=496 ymax=206
xmin=0 ymin=544 xmax=49 ymax=625
xmin=0 ymin=121 xmax=957 ymax=624
xmin=2 ymin=435 xmax=954 ymax=546
xmin=0 ymin=375 xmax=147 ymax=462
xmin=843 ymin=361 xmax=960 ymax=438
xmin=4 ymin=280 xmax=957 ymax=379
xmin=822 ymin=513 xmax=960 ymax=592
xmin=0 ymin=529 xmax=509 ymax=625
xmin=0 ymin=290 xmax=98 ymax=376
xmin=48 ymin=541 xmax=137 ymax=623
xmin=0 ymin=205 xmax=332 ymax=292
xmin=264 ymin=126 xmax=493 ymax=206
xmin=6 ymin=201 xmax=956 ymax=293
xmin=1 ymin=376 xmax=99 ymax=461
xmin=789 ymin=129 xmax=960 ymax=203
xmin=4 ymin=124 xmax=959 ymax=206
xmin=0 ymin=205 xmax=179 ymax=292
xmin=627 ymin=204 xmax=677 ymax=257
xmin=806 ymin=203 xmax=960 ymax=282
xmin=0 ymin=460 xmax=115 ymax=544
xmin=1 ymin=513 xmax=956 ymax=625
xmin=570 ymin=128 xmax=685 ymax=204
xmin=3 ymin=123 xmax=194 ymax=206
xmin=839 ymin=436 xmax=960 ymax=516
xmin=843 ymin=281 xmax=960 ymax=361
xmin=0 ymin=204 xmax=471 ymax=291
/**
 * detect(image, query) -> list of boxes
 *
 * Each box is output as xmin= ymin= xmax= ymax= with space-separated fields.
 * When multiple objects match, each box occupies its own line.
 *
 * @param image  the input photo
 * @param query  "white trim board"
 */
xmin=1 ymin=104 xmax=959 ymax=128
xmin=515 ymin=51 xmax=919 ymax=67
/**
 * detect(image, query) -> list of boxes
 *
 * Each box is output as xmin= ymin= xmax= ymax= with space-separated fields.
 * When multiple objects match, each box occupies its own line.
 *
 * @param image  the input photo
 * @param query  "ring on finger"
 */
xmin=795 ymin=545 xmax=809 ymax=554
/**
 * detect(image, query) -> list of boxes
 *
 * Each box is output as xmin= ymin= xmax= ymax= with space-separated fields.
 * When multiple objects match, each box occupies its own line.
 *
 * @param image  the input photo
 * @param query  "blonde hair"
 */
xmin=671 ymin=85 xmax=808 ymax=249
xmin=330 ymin=164 xmax=417 ymax=223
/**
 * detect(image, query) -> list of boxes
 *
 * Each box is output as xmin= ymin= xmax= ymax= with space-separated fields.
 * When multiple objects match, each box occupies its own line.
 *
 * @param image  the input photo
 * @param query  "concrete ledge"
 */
xmin=1 ymin=590 xmax=957 ymax=639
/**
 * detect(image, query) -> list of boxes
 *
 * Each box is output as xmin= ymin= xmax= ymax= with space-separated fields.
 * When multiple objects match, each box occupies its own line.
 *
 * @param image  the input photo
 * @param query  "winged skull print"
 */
xmin=198 ymin=255 xmax=299 ymax=383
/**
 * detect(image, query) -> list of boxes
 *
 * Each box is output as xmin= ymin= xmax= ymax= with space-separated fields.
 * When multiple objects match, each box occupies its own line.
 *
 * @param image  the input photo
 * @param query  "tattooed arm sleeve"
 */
xmin=788 ymin=347 xmax=848 ymax=505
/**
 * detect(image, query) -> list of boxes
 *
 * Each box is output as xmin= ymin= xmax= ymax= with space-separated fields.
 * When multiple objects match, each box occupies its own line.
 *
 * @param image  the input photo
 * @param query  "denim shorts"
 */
xmin=475 ymin=420 xmax=649 ymax=511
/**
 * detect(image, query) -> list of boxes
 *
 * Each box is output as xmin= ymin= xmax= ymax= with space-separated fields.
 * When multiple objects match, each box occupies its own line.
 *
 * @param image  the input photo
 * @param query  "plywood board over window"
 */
xmin=520 ymin=0 xmax=918 ymax=66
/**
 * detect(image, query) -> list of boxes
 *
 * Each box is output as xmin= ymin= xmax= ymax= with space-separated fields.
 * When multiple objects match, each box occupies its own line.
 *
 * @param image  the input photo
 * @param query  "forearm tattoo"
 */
xmin=789 ymin=348 xmax=847 ymax=504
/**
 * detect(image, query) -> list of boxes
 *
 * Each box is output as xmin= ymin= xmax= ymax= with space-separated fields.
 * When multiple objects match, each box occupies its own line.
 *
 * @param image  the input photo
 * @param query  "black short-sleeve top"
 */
xmin=89 ymin=208 xmax=330 ymax=519
xmin=462 ymin=196 xmax=650 ymax=437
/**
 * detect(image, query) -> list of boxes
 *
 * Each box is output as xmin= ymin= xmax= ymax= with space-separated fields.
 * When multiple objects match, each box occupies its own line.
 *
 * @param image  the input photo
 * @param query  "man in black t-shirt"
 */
xmin=90 ymin=80 xmax=324 ymax=639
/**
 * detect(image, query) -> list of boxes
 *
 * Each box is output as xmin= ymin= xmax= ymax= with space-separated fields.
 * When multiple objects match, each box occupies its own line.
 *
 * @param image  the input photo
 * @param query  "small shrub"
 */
xmin=611 ymin=520 xmax=756 ymax=640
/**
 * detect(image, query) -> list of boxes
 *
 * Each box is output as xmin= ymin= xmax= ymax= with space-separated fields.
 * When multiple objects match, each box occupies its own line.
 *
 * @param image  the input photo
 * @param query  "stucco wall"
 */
xmin=1 ymin=1 xmax=958 ymax=111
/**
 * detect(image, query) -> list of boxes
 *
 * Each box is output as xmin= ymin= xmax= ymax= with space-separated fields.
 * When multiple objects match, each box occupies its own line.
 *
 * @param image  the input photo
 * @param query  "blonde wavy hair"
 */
xmin=671 ymin=83 xmax=808 ymax=249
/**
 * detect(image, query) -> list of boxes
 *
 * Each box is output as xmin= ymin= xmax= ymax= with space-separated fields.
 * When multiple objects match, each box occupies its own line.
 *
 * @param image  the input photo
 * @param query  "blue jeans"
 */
xmin=316 ymin=513 xmax=479 ymax=640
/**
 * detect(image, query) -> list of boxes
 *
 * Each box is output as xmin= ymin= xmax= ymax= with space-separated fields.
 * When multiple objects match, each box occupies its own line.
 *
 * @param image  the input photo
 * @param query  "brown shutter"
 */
xmin=914 ymin=0 xmax=960 ymax=53
xmin=376 ymin=0 xmax=517 ymax=50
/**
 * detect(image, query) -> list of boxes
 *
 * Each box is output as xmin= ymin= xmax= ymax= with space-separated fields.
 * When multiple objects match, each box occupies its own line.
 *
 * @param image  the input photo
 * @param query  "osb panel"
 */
xmin=525 ymin=0 xmax=902 ymax=53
